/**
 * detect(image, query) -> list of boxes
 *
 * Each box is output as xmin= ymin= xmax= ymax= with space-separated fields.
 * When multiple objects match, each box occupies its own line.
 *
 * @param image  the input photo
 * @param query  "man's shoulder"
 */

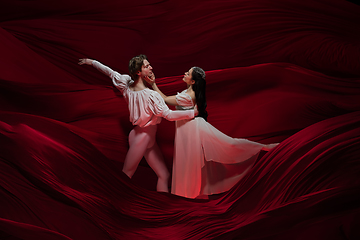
xmin=147 ymin=89 xmax=165 ymax=102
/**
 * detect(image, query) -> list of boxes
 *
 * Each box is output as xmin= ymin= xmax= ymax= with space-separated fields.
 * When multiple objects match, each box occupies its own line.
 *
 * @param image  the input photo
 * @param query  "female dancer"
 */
xmin=79 ymin=55 xmax=197 ymax=192
xmin=145 ymin=67 xmax=278 ymax=198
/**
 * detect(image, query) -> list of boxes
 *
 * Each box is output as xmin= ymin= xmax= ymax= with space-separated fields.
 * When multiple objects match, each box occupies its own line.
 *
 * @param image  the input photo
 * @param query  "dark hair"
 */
xmin=191 ymin=67 xmax=208 ymax=121
xmin=128 ymin=54 xmax=147 ymax=80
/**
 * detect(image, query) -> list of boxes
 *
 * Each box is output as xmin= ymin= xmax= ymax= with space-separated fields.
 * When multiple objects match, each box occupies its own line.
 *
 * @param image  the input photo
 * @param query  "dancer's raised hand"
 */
xmin=78 ymin=58 xmax=94 ymax=65
xmin=144 ymin=73 xmax=156 ymax=85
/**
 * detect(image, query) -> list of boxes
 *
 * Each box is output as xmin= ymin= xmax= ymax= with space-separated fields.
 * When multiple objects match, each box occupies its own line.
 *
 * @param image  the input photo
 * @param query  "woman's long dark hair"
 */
xmin=191 ymin=67 xmax=208 ymax=121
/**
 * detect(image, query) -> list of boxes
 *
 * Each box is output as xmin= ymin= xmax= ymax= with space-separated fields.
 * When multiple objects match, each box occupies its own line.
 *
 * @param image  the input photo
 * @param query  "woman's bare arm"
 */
xmin=144 ymin=75 xmax=178 ymax=106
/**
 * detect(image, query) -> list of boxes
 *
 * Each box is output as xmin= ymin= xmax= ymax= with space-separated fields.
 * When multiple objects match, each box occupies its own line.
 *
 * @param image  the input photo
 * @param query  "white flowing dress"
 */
xmin=171 ymin=90 xmax=273 ymax=198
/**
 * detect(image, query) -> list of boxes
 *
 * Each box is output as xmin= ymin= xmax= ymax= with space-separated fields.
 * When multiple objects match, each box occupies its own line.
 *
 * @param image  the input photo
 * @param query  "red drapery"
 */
xmin=1 ymin=0 xmax=360 ymax=239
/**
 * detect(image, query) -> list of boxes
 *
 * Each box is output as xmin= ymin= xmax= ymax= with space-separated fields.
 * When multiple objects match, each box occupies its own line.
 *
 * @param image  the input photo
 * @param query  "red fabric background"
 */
xmin=1 ymin=0 xmax=360 ymax=239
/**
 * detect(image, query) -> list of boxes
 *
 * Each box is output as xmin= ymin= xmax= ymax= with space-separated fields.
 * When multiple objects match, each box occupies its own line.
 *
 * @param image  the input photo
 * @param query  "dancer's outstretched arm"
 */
xmin=79 ymin=58 xmax=122 ymax=78
xmin=79 ymin=58 xmax=131 ymax=93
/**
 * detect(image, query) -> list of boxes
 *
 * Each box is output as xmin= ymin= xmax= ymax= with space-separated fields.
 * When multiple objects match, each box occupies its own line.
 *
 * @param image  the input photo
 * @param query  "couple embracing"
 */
xmin=79 ymin=55 xmax=278 ymax=199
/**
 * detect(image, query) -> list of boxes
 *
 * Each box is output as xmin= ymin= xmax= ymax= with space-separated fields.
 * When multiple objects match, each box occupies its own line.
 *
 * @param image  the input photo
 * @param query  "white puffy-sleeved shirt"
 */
xmin=92 ymin=60 xmax=195 ymax=127
xmin=175 ymin=90 xmax=195 ymax=110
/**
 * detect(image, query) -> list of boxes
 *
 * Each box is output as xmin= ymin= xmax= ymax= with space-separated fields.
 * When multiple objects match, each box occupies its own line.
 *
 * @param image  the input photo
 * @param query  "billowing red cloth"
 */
xmin=1 ymin=0 xmax=360 ymax=239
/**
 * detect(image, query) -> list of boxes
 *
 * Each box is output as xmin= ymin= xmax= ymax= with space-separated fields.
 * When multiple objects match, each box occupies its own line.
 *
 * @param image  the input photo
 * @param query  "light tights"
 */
xmin=122 ymin=125 xmax=170 ymax=192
